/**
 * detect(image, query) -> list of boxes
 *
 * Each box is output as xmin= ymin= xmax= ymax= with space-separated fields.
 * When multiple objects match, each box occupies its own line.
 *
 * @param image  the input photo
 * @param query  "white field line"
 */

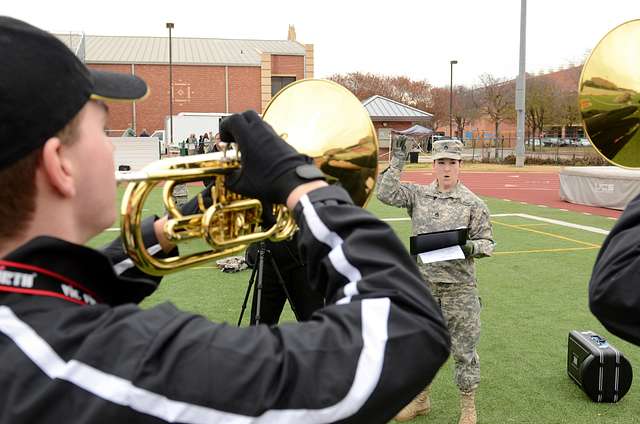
xmin=106 ymin=213 xmax=611 ymax=236
xmin=382 ymin=213 xmax=610 ymax=236
xmin=490 ymin=213 xmax=609 ymax=235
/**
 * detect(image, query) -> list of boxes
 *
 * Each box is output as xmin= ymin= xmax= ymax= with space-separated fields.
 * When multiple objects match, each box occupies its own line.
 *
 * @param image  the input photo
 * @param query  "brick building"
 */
xmin=56 ymin=27 xmax=313 ymax=137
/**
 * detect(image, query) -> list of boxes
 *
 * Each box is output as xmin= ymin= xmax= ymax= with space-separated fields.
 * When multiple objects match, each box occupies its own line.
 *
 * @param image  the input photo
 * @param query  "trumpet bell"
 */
xmin=263 ymin=79 xmax=378 ymax=207
xmin=579 ymin=19 xmax=640 ymax=168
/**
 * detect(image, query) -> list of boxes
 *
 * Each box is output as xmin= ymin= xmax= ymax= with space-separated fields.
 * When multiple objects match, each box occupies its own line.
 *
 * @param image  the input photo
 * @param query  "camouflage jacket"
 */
xmin=376 ymin=156 xmax=495 ymax=284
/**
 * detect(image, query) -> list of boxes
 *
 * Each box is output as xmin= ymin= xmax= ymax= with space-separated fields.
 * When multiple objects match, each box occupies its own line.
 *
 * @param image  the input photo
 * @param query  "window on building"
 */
xmin=272 ymin=76 xmax=296 ymax=96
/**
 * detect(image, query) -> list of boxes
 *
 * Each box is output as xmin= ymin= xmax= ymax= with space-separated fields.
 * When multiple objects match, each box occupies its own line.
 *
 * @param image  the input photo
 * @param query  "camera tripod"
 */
xmin=237 ymin=241 xmax=300 ymax=326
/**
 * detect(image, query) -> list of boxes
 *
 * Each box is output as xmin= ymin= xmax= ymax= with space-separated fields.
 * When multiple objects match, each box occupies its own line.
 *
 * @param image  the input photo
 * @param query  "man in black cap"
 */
xmin=0 ymin=17 xmax=450 ymax=423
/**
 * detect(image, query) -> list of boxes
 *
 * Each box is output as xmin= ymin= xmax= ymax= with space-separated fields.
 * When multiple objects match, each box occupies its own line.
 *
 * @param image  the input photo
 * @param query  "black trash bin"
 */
xmin=409 ymin=151 xmax=419 ymax=163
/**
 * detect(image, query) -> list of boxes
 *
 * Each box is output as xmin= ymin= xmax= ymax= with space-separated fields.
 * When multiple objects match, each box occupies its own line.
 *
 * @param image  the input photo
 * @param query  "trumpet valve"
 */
xmin=202 ymin=200 xmax=263 ymax=249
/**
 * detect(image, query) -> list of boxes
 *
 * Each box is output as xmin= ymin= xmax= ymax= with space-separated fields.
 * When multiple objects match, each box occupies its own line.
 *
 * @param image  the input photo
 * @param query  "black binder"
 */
xmin=409 ymin=228 xmax=468 ymax=255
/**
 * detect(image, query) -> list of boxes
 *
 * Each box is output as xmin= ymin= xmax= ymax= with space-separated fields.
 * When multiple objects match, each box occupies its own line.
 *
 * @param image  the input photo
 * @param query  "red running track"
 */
xmin=400 ymin=170 xmax=622 ymax=219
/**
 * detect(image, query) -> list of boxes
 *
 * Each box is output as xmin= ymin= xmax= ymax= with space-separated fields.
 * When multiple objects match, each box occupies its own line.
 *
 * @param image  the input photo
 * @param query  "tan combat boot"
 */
xmin=394 ymin=386 xmax=431 ymax=422
xmin=458 ymin=390 xmax=477 ymax=424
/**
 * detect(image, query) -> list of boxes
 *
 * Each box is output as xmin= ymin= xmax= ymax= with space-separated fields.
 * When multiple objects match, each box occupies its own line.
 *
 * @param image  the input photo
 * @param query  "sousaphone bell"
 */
xmin=579 ymin=19 xmax=640 ymax=168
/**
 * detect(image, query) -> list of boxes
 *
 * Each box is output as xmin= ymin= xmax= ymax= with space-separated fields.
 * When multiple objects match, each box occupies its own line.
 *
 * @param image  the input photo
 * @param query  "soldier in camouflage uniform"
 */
xmin=377 ymin=138 xmax=495 ymax=424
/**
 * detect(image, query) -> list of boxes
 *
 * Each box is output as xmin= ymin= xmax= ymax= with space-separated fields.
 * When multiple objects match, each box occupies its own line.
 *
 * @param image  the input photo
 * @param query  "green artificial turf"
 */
xmin=88 ymin=186 xmax=639 ymax=423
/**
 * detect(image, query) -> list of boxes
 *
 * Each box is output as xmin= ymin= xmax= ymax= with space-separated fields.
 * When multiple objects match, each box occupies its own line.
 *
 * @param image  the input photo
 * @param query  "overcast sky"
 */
xmin=4 ymin=0 xmax=639 ymax=87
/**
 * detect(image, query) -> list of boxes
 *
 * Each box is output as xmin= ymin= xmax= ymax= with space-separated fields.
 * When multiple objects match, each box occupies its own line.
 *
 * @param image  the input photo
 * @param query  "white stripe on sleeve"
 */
xmin=113 ymin=244 xmax=162 ymax=275
xmin=299 ymin=195 xmax=361 ymax=301
xmin=0 ymin=298 xmax=390 ymax=423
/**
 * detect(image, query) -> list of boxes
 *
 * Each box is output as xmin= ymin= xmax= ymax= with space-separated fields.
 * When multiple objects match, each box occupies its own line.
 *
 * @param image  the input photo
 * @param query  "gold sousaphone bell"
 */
xmin=118 ymin=79 xmax=378 ymax=275
xmin=579 ymin=19 xmax=640 ymax=168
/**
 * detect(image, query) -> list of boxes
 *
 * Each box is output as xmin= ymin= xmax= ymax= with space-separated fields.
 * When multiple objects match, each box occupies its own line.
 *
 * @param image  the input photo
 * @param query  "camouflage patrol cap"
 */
xmin=432 ymin=139 xmax=463 ymax=160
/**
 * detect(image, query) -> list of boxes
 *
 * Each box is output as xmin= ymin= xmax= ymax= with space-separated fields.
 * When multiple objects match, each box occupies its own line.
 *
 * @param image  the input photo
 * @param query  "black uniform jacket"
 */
xmin=590 ymin=192 xmax=640 ymax=346
xmin=0 ymin=186 xmax=450 ymax=423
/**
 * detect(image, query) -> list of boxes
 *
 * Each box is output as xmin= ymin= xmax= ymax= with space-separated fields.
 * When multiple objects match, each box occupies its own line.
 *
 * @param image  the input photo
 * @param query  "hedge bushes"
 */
xmin=478 ymin=154 xmax=608 ymax=166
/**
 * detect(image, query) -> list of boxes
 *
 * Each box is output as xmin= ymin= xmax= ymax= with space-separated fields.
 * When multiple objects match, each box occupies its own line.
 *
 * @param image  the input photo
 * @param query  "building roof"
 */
xmin=54 ymin=34 xmax=306 ymax=66
xmin=534 ymin=65 xmax=581 ymax=92
xmin=362 ymin=95 xmax=433 ymax=121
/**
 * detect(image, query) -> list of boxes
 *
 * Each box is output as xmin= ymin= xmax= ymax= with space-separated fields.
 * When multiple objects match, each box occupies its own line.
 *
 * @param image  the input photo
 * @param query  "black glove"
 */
xmin=261 ymin=202 xmax=277 ymax=228
xmin=178 ymin=182 xmax=214 ymax=216
xmin=392 ymin=136 xmax=408 ymax=162
xmin=220 ymin=110 xmax=325 ymax=205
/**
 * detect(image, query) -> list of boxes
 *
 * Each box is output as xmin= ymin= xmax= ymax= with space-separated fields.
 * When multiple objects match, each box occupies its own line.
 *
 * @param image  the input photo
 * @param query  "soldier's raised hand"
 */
xmin=392 ymin=136 xmax=409 ymax=162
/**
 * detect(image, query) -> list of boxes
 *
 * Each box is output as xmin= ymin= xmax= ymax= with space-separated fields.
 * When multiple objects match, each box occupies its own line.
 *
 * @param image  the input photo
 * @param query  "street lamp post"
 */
xmin=166 ymin=22 xmax=174 ymax=149
xmin=449 ymin=60 xmax=458 ymax=138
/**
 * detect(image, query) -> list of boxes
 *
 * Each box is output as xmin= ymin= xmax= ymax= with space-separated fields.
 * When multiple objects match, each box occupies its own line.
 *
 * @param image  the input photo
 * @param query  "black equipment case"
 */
xmin=567 ymin=330 xmax=633 ymax=402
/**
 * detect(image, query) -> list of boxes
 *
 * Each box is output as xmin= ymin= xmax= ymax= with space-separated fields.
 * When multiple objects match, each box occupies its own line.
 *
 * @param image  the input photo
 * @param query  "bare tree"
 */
xmin=524 ymin=76 xmax=558 ymax=150
xmin=387 ymin=76 xmax=432 ymax=112
xmin=556 ymin=90 xmax=580 ymax=137
xmin=474 ymin=74 xmax=514 ymax=146
xmin=452 ymin=86 xmax=480 ymax=141
xmin=328 ymin=72 xmax=389 ymax=100
xmin=427 ymin=87 xmax=450 ymax=132
xmin=328 ymin=73 xmax=431 ymax=109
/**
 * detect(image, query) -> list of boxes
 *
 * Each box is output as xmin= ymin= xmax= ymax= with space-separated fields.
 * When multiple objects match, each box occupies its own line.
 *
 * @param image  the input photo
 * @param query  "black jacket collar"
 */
xmin=1 ymin=236 xmax=157 ymax=306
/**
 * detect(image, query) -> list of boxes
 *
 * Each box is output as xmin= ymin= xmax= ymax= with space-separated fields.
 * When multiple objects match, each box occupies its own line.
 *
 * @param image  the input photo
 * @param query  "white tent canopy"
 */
xmin=391 ymin=125 xmax=433 ymax=139
xmin=390 ymin=125 xmax=434 ymax=153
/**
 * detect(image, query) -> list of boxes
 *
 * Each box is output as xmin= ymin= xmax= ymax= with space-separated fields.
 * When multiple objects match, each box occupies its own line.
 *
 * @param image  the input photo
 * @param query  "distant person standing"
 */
xmin=207 ymin=131 xmax=215 ymax=151
xmin=187 ymin=133 xmax=197 ymax=155
xmin=202 ymin=132 xmax=209 ymax=151
xmin=377 ymin=139 xmax=495 ymax=424
xmin=208 ymin=132 xmax=226 ymax=153
xmin=197 ymin=134 xmax=205 ymax=154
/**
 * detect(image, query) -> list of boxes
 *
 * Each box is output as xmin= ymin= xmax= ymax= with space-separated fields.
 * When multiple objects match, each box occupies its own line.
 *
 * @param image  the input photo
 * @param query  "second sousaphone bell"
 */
xmin=579 ymin=19 xmax=640 ymax=168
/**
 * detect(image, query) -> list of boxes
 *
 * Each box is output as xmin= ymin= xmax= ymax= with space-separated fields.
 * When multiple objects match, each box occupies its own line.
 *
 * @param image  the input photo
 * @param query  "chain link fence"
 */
xmin=463 ymin=133 xmax=606 ymax=165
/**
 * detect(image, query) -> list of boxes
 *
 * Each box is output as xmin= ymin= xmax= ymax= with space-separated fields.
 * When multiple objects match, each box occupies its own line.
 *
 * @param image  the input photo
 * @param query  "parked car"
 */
xmin=578 ymin=138 xmax=591 ymax=146
xmin=542 ymin=137 xmax=559 ymax=146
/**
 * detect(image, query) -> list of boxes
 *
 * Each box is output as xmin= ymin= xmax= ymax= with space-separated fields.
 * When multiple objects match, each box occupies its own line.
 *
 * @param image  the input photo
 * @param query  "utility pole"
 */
xmin=166 ymin=22 xmax=174 ymax=149
xmin=515 ymin=0 xmax=527 ymax=167
xmin=449 ymin=60 xmax=458 ymax=137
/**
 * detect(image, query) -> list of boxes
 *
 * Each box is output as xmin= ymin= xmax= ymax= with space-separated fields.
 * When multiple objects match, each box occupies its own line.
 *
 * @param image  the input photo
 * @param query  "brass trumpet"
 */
xmin=117 ymin=79 xmax=379 ymax=275
xmin=579 ymin=19 xmax=640 ymax=168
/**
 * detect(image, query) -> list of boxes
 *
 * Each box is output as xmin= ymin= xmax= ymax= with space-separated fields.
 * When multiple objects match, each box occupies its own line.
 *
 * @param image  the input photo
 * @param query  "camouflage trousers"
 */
xmin=427 ymin=281 xmax=481 ymax=392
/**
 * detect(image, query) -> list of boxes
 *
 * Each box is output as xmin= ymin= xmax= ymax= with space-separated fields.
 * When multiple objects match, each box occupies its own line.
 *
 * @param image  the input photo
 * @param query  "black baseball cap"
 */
xmin=0 ymin=16 xmax=148 ymax=170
